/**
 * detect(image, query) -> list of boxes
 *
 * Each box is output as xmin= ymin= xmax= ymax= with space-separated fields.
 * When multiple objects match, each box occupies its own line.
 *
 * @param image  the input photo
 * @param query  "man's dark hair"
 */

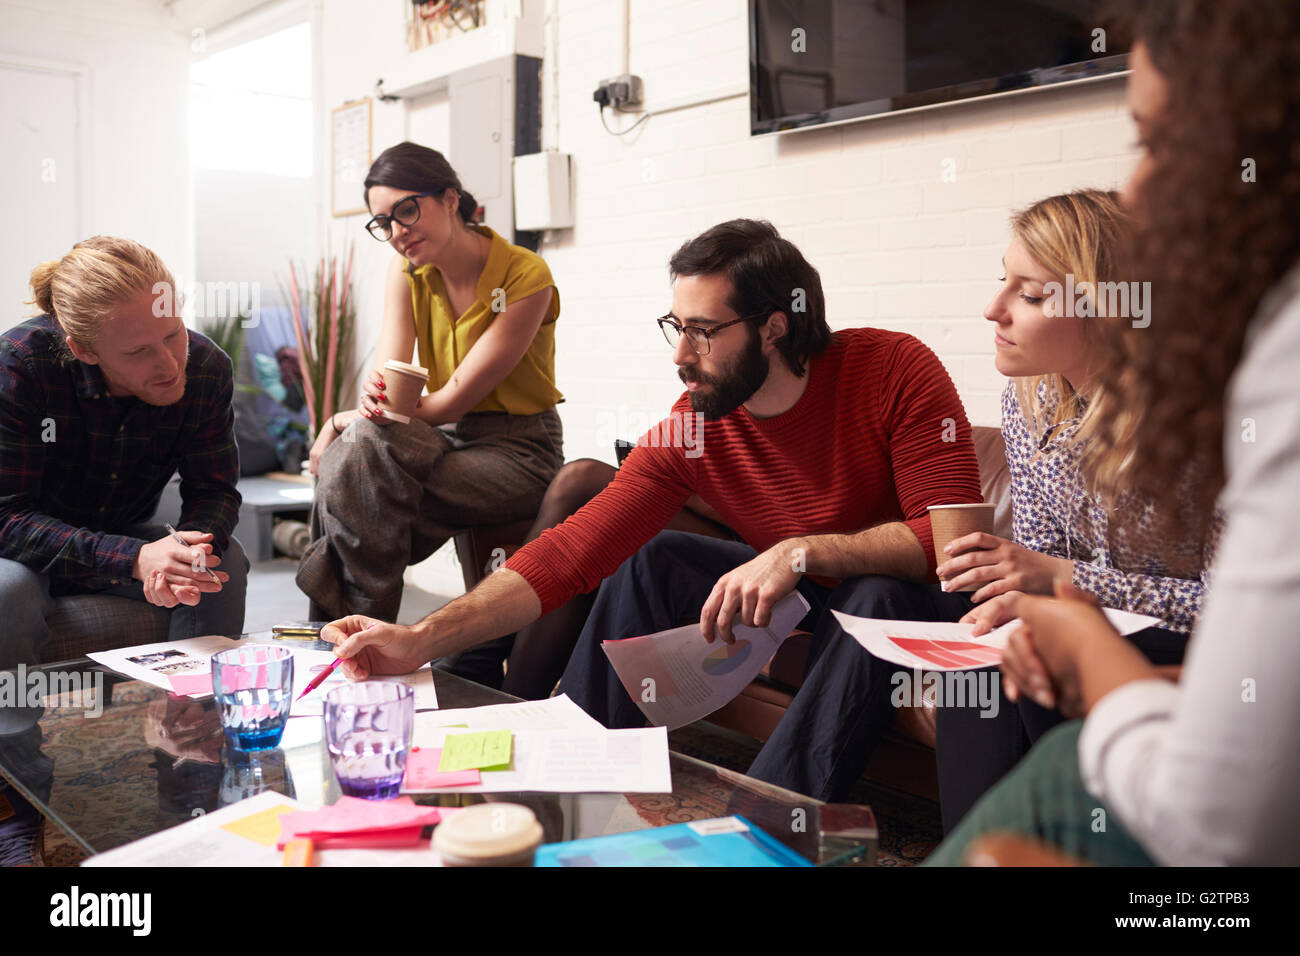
xmin=668 ymin=219 xmax=830 ymax=377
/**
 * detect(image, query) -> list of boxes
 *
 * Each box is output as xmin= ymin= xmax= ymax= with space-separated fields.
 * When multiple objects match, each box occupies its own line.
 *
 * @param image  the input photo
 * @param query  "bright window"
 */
xmin=190 ymin=22 xmax=312 ymax=177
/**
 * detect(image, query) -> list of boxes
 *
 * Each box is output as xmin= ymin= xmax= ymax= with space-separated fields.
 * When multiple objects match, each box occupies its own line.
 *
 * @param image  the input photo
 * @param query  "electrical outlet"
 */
xmin=592 ymin=73 xmax=644 ymax=109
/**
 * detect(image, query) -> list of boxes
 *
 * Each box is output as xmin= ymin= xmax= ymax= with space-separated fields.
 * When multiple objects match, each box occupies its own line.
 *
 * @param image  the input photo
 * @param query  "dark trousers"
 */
xmin=435 ymin=635 xmax=515 ymax=690
xmin=556 ymin=530 xmax=973 ymax=802
xmin=935 ymin=623 xmax=1188 ymax=833
xmin=747 ymin=576 xmax=972 ymax=801
xmin=557 ymin=531 xmax=776 ymax=729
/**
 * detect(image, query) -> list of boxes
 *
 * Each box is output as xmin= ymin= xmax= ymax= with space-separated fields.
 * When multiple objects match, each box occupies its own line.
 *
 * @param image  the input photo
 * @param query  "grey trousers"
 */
xmin=0 ymin=528 xmax=249 ymax=735
xmin=296 ymin=408 xmax=564 ymax=622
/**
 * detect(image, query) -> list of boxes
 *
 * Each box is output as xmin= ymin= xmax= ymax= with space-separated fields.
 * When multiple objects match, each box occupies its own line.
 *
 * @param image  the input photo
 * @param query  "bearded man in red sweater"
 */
xmin=327 ymin=219 xmax=981 ymax=799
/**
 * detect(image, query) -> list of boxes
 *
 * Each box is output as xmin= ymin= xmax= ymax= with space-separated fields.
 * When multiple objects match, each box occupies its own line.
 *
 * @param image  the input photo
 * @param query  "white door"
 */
xmin=0 ymin=63 xmax=81 ymax=331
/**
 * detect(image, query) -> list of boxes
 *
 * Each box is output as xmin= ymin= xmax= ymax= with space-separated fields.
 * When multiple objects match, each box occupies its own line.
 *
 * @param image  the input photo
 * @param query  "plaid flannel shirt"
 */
xmin=0 ymin=315 xmax=241 ymax=594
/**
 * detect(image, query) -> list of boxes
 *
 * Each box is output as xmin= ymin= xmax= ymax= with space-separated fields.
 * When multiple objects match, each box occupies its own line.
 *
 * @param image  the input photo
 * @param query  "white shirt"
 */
xmin=1078 ymin=268 xmax=1300 ymax=866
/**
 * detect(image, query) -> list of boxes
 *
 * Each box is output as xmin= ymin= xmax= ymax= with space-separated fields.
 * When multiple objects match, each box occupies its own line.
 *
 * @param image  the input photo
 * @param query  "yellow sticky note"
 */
xmin=438 ymin=730 xmax=512 ymax=772
xmin=221 ymin=803 xmax=297 ymax=847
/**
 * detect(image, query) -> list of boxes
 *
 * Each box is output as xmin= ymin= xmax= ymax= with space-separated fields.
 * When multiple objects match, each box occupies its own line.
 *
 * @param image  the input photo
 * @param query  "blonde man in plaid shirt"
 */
xmin=0 ymin=237 xmax=248 ymax=729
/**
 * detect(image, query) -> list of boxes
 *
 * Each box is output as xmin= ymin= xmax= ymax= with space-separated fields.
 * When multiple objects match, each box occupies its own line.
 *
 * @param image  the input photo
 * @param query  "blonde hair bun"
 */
xmin=25 ymin=237 xmax=175 ymax=351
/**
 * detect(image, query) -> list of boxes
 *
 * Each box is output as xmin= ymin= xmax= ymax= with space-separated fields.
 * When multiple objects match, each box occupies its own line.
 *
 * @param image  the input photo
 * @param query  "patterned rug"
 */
xmin=6 ymin=680 xmax=162 ymax=868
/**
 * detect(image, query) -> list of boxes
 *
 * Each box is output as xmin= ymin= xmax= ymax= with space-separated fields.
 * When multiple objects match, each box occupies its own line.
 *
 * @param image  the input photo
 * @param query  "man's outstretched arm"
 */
xmin=325 ymin=568 xmax=543 ymax=678
xmin=327 ymin=413 xmax=697 ymax=673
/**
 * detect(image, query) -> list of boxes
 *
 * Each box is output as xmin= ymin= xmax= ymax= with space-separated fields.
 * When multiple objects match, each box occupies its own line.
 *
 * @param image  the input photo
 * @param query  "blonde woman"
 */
xmin=744 ymin=191 xmax=1211 ymax=823
xmin=0 ymin=237 xmax=247 ymax=720
xmin=931 ymin=189 xmax=1213 ymax=830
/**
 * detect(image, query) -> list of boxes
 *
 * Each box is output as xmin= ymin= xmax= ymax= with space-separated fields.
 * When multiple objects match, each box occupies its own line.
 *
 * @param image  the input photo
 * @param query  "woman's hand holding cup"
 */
xmin=360 ymin=370 xmax=393 ymax=425
xmin=936 ymin=532 xmax=1075 ymax=602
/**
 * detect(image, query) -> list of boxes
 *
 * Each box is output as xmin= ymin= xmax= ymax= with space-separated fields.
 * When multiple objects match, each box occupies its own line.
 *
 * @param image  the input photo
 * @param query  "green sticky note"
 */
xmin=438 ymin=729 xmax=513 ymax=772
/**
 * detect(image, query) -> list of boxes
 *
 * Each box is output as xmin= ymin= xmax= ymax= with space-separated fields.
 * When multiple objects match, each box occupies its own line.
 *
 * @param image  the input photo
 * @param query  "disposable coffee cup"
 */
xmin=928 ymin=503 xmax=997 ymax=592
xmin=433 ymin=803 xmax=543 ymax=867
xmin=380 ymin=360 xmax=429 ymax=424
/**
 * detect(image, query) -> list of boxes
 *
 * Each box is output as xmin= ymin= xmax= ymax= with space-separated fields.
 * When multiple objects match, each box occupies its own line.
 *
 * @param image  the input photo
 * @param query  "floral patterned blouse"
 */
xmin=1002 ymin=380 xmax=1216 ymax=633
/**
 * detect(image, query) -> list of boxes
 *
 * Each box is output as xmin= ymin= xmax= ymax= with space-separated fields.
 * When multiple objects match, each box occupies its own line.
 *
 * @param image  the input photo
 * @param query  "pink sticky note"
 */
xmin=169 ymin=672 xmax=213 ymax=696
xmin=329 ymin=796 xmax=442 ymax=832
xmin=277 ymin=826 xmax=427 ymax=850
xmin=404 ymin=748 xmax=481 ymax=789
xmin=277 ymin=796 xmax=443 ymax=847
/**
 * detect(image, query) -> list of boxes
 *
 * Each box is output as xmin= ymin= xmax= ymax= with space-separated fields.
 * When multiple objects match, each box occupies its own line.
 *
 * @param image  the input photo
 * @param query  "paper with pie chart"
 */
xmin=601 ymin=592 xmax=811 ymax=730
xmin=832 ymin=607 xmax=1161 ymax=671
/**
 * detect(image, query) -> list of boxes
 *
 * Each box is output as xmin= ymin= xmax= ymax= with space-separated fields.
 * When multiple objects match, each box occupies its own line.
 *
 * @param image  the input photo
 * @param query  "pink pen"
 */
xmin=295 ymin=622 xmax=376 ymax=701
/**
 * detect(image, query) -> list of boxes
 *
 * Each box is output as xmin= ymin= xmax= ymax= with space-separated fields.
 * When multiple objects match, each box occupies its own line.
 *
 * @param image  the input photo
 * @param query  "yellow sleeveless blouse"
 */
xmin=406 ymin=226 xmax=562 ymax=415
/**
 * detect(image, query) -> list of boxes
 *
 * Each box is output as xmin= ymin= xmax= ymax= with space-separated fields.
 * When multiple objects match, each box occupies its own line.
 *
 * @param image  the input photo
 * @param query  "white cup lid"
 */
xmin=434 ymin=803 xmax=543 ymax=859
xmin=383 ymin=359 xmax=429 ymax=377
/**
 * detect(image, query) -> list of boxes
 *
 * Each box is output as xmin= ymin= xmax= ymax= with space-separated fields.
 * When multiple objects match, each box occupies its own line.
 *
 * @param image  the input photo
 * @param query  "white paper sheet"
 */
xmin=413 ymin=693 xmax=603 ymax=734
xmin=833 ymin=606 xmax=1163 ymax=672
xmin=81 ymin=791 xmax=438 ymax=868
xmin=404 ymin=725 xmax=671 ymax=794
xmin=87 ymin=636 xmax=241 ymax=694
xmin=88 ymin=638 xmax=437 ymax=713
xmin=599 ymin=592 xmax=811 ymax=730
xmin=291 ymin=661 xmax=438 ymax=716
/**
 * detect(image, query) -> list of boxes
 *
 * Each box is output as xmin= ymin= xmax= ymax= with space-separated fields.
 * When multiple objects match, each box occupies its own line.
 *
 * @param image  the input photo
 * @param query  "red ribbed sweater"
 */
xmin=506 ymin=327 xmax=982 ymax=614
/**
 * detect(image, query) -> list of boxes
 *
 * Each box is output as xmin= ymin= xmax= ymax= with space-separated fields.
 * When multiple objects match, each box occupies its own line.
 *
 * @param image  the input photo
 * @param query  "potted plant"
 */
xmin=284 ymin=245 xmax=362 ymax=438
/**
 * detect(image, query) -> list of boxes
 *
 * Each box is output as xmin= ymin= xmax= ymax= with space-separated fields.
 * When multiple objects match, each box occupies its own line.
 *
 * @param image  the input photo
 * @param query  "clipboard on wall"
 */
xmin=331 ymin=98 xmax=372 ymax=218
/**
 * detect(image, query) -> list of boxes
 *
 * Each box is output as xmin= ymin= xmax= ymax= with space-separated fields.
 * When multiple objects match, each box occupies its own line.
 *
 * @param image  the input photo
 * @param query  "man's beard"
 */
xmin=679 ymin=330 xmax=770 ymax=421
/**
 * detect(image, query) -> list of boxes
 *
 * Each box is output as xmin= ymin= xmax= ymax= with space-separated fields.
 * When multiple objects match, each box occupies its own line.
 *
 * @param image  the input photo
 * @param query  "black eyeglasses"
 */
xmin=365 ymin=192 xmax=439 ymax=241
xmin=657 ymin=312 xmax=767 ymax=355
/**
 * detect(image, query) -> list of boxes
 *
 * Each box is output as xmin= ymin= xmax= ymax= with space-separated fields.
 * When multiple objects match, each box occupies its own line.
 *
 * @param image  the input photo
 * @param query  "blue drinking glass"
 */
xmin=324 ymin=681 xmax=415 ymax=800
xmin=210 ymin=646 xmax=294 ymax=751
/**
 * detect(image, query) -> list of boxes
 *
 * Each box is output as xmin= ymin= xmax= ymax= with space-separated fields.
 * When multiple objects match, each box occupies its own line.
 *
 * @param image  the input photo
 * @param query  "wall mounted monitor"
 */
xmin=750 ymin=0 xmax=1130 ymax=135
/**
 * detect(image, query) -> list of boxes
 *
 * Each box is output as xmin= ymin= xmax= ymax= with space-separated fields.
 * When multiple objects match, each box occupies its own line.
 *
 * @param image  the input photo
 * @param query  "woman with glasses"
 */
xmin=296 ymin=142 xmax=565 ymax=664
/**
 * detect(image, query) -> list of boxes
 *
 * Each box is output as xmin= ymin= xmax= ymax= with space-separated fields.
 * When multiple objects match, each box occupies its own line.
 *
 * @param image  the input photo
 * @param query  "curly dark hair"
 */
xmin=1085 ymin=0 xmax=1300 ymax=546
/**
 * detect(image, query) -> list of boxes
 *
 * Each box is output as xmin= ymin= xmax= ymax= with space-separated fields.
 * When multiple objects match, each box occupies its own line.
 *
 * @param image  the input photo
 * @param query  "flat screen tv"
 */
xmin=750 ymin=0 xmax=1130 ymax=135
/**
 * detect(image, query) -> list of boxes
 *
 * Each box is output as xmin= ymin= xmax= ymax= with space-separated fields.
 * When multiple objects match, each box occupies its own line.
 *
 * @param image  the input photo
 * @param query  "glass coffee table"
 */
xmin=0 ymin=634 xmax=876 ymax=866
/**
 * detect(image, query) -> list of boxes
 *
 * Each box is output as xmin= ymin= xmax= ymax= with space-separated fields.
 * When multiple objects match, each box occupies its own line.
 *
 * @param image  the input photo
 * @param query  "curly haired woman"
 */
xmin=928 ymin=0 xmax=1300 ymax=866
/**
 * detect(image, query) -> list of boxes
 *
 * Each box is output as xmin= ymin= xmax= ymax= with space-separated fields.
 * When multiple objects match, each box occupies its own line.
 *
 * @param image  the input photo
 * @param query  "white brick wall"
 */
xmin=535 ymin=0 xmax=1138 ymax=460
